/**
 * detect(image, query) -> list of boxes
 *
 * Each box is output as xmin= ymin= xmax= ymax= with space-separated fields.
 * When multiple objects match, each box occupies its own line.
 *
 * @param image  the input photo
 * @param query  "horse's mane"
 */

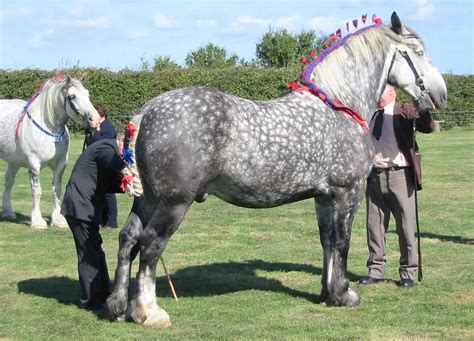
xmin=33 ymin=76 xmax=87 ymax=124
xmin=306 ymin=24 xmax=411 ymax=103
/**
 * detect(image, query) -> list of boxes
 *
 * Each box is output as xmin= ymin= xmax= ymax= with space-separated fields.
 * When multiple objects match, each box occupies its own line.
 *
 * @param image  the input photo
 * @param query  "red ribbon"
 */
xmin=120 ymin=175 xmax=134 ymax=192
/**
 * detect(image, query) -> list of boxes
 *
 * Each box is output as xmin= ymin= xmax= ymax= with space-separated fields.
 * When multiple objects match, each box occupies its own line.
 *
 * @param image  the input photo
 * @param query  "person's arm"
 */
xmin=399 ymin=103 xmax=435 ymax=133
xmin=96 ymin=143 xmax=126 ymax=193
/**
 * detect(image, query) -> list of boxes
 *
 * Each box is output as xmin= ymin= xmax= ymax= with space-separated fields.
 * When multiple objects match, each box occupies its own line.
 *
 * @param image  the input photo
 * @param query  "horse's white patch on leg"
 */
xmin=327 ymin=253 xmax=334 ymax=285
xmin=30 ymin=172 xmax=47 ymax=228
xmin=51 ymin=166 xmax=68 ymax=228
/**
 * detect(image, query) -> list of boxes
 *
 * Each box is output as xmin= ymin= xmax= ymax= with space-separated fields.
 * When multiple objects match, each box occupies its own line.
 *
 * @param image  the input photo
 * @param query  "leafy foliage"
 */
xmin=185 ymin=43 xmax=239 ymax=68
xmin=0 ymin=69 xmax=472 ymax=132
xmin=256 ymin=28 xmax=327 ymax=68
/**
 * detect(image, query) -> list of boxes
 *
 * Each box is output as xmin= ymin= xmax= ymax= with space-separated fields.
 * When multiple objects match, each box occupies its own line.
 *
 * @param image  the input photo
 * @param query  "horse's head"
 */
xmin=62 ymin=76 xmax=101 ymax=131
xmin=386 ymin=12 xmax=447 ymax=111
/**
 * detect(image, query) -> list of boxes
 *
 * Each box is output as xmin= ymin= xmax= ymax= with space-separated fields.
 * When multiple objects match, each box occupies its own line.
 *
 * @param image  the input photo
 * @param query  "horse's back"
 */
xmin=0 ymin=99 xmax=25 ymax=162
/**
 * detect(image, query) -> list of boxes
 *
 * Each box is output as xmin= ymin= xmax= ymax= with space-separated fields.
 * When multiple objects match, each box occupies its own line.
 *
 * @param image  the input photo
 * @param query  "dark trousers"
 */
xmin=66 ymin=215 xmax=110 ymax=308
xmin=102 ymin=193 xmax=118 ymax=228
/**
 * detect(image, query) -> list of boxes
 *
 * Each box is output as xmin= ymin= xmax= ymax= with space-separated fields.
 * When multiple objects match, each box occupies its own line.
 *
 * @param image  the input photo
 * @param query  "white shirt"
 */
xmin=371 ymin=100 xmax=409 ymax=168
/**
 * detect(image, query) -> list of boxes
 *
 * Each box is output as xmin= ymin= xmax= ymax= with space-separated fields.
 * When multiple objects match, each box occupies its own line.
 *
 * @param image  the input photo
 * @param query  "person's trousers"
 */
xmin=365 ymin=167 xmax=418 ymax=280
xmin=66 ymin=215 xmax=110 ymax=308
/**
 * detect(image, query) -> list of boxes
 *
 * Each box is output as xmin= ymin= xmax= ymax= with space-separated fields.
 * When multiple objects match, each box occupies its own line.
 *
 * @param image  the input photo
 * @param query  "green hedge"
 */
xmin=1 ymin=68 xmax=472 ymax=131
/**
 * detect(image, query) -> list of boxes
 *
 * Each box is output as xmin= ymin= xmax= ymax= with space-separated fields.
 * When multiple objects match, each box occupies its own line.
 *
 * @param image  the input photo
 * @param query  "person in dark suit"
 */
xmin=61 ymin=138 xmax=125 ymax=309
xmin=359 ymin=85 xmax=435 ymax=288
xmin=86 ymin=104 xmax=119 ymax=230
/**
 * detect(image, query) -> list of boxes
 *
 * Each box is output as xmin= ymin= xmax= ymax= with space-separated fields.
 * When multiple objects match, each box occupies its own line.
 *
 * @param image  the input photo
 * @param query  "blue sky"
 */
xmin=0 ymin=0 xmax=472 ymax=74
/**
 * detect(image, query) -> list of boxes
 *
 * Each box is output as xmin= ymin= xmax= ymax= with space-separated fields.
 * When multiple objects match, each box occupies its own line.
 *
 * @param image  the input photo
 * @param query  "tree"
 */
xmin=256 ymin=28 xmax=327 ymax=68
xmin=152 ymin=56 xmax=180 ymax=72
xmin=185 ymin=43 xmax=239 ymax=68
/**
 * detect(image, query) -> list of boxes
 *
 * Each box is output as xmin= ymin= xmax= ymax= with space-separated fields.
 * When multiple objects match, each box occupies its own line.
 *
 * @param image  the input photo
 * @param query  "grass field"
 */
xmin=0 ymin=129 xmax=473 ymax=340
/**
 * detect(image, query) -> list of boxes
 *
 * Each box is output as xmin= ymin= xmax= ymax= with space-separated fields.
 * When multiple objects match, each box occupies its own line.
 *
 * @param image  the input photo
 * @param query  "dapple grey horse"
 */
xmin=107 ymin=13 xmax=447 ymax=327
xmin=0 ymin=76 xmax=100 ymax=228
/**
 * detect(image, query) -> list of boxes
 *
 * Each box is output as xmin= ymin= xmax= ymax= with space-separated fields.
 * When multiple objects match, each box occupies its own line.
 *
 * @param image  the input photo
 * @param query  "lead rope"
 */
xmin=413 ymin=119 xmax=423 ymax=282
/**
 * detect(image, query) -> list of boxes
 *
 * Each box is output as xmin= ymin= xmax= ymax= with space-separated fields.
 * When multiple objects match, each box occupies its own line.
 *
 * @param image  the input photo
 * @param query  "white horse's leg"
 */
xmin=28 ymin=162 xmax=47 ymax=228
xmin=50 ymin=162 xmax=68 ymax=228
xmin=2 ymin=163 xmax=19 ymax=220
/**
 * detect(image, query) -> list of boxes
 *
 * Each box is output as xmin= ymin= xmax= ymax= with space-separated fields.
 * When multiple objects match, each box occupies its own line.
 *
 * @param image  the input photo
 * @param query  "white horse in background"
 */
xmin=0 ymin=75 xmax=101 ymax=228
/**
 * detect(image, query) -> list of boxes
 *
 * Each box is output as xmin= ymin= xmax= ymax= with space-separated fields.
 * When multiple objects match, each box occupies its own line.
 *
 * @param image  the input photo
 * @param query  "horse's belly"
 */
xmin=206 ymin=174 xmax=321 ymax=208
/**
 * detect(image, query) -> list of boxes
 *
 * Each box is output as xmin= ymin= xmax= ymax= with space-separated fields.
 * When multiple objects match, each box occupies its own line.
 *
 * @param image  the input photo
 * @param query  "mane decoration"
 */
xmin=287 ymin=15 xmax=383 ymax=132
xmin=120 ymin=122 xmax=143 ymax=196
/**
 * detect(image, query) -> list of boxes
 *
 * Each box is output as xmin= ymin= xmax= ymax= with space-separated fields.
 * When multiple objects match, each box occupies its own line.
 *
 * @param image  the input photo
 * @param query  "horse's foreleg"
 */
xmin=128 ymin=201 xmax=190 ymax=328
xmin=2 ymin=164 xmax=19 ymax=220
xmin=106 ymin=197 xmax=147 ymax=321
xmin=315 ymin=184 xmax=363 ymax=307
xmin=50 ymin=162 xmax=68 ymax=227
xmin=28 ymin=163 xmax=47 ymax=228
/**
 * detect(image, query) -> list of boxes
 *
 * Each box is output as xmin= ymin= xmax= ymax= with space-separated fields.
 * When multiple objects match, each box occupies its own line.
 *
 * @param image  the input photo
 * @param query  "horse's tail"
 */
xmin=120 ymin=113 xmax=144 ymax=197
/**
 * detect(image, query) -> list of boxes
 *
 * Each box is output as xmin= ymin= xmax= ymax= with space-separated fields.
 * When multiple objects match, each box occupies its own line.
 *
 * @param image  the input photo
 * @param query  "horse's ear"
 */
xmin=65 ymin=75 xmax=72 ymax=86
xmin=391 ymin=12 xmax=403 ymax=35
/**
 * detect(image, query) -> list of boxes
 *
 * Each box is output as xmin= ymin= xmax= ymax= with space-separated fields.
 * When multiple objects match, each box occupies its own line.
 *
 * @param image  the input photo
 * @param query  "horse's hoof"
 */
xmin=106 ymin=292 xmax=128 ymax=321
xmin=127 ymin=299 xmax=172 ymax=328
xmin=31 ymin=224 xmax=48 ymax=229
xmin=325 ymin=287 xmax=360 ymax=307
xmin=2 ymin=211 xmax=16 ymax=220
xmin=31 ymin=216 xmax=48 ymax=229
xmin=51 ymin=214 xmax=68 ymax=228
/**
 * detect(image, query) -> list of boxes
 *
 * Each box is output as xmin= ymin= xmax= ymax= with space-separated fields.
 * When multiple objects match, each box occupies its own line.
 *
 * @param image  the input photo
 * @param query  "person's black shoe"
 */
xmin=397 ymin=279 xmax=415 ymax=288
xmin=358 ymin=276 xmax=384 ymax=285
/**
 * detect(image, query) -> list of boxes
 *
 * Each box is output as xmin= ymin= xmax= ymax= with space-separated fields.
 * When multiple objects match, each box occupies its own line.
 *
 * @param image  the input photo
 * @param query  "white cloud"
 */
xmin=307 ymin=16 xmax=346 ymax=32
xmin=232 ymin=16 xmax=271 ymax=28
xmin=126 ymin=28 xmax=149 ymax=39
xmin=411 ymin=0 xmax=436 ymax=20
xmin=195 ymin=19 xmax=217 ymax=29
xmin=153 ymin=13 xmax=181 ymax=28
xmin=0 ymin=6 xmax=31 ymax=24
xmin=30 ymin=28 xmax=56 ymax=48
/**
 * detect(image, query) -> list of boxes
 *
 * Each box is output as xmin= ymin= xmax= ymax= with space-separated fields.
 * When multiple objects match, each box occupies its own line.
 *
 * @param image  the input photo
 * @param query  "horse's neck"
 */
xmin=313 ymin=44 xmax=390 ymax=122
xmin=27 ymin=85 xmax=68 ymax=132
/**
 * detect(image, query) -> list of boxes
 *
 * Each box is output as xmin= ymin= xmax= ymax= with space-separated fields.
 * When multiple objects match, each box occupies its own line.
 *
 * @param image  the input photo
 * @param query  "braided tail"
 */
xmin=120 ymin=114 xmax=144 ymax=196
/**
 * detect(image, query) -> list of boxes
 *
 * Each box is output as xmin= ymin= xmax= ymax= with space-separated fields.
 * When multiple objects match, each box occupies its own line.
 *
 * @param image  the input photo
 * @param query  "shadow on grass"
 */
xmin=420 ymin=232 xmax=474 ymax=245
xmin=154 ymin=259 xmax=362 ymax=303
xmin=17 ymin=276 xmax=106 ymax=318
xmin=1 ymin=212 xmax=30 ymax=226
xmin=18 ymin=260 xmax=363 ymax=310
xmin=387 ymin=230 xmax=474 ymax=245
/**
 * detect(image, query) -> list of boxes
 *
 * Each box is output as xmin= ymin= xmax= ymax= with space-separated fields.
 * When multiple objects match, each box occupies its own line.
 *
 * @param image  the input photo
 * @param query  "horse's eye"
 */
xmin=415 ymin=50 xmax=424 ymax=56
xmin=69 ymin=94 xmax=76 ymax=100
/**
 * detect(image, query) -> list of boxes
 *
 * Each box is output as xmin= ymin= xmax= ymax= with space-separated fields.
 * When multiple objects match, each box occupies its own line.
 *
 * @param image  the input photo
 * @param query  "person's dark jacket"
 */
xmin=87 ymin=118 xmax=117 ymax=145
xmin=393 ymin=102 xmax=435 ymax=190
xmin=61 ymin=139 xmax=124 ymax=224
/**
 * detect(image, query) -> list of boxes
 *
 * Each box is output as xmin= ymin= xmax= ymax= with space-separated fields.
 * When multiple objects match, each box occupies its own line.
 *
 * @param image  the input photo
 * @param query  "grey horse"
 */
xmin=107 ymin=13 xmax=447 ymax=327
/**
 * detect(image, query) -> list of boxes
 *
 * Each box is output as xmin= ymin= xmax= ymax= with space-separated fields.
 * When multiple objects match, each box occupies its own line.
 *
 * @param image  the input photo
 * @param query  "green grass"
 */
xmin=1 ymin=130 xmax=473 ymax=340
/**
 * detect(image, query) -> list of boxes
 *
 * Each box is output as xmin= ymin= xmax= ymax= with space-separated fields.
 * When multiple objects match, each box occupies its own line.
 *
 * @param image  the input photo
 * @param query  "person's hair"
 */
xmin=94 ymin=103 xmax=109 ymax=118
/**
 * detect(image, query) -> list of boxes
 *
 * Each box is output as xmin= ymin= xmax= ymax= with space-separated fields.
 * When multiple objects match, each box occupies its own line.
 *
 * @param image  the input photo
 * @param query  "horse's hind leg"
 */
xmin=127 ymin=200 xmax=191 ymax=328
xmin=2 ymin=163 xmax=19 ymax=220
xmin=106 ymin=197 xmax=148 ymax=321
xmin=50 ymin=161 xmax=68 ymax=227
xmin=315 ymin=183 xmax=364 ymax=307
xmin=28 ymin=162 xmax=47 ymax=228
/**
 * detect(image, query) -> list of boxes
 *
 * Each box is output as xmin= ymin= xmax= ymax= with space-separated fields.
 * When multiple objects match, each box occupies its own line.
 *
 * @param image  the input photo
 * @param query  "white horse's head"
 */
xmin=386 ymin=12 xmax=447 ymax=111
xmin=62 ymin=76 xmax=101 ymax=131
